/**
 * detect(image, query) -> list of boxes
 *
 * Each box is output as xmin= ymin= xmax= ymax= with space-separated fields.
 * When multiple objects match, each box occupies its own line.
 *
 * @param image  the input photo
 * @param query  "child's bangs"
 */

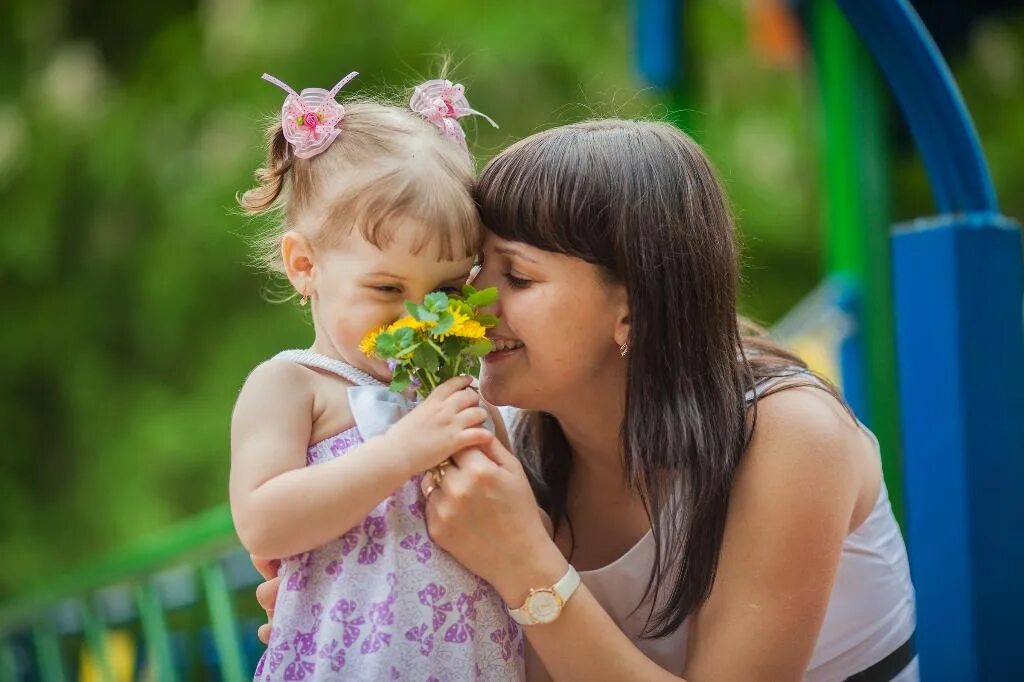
xmin=323 ymin=166 xmax=482 ymax=262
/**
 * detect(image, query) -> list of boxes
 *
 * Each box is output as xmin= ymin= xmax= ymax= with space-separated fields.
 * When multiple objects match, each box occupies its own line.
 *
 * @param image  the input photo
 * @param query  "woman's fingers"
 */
xmin=251 ymin=554 xmax=280 ymax=581
xmin=256 ymin=576 xmax=281 ymax=613
xmin=478 ymin=435 xmax=521 ymax=469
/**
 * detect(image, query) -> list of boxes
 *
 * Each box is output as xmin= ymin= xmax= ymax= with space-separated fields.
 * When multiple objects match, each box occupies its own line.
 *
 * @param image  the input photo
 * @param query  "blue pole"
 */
xmin=634 ymin=0 xmax=679 ymax=89
xmin=833 ymin=1 xmax=1024 ymax=679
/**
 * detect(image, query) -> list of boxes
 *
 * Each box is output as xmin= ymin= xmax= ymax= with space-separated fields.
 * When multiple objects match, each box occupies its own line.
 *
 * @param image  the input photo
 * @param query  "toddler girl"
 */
xmin=230 ymin=70 xmax=523 ymax=681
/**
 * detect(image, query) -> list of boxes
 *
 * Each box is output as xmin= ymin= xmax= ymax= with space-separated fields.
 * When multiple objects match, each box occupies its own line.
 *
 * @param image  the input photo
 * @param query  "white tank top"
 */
xmin=499 ymin=392 xmax=918 ymax=680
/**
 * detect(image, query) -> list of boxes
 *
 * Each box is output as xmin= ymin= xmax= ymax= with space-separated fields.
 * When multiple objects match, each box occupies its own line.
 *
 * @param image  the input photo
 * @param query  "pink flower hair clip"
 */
xmin=409 ymin=79 xmax=498 ymax=150
xmin=261 ymin=71 xmax=359 ymax=159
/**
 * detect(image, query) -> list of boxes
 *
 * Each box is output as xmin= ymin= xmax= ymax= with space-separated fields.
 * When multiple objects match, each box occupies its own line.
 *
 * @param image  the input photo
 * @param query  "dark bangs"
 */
xmin=473 ymin=124 xmax=628 ymax=275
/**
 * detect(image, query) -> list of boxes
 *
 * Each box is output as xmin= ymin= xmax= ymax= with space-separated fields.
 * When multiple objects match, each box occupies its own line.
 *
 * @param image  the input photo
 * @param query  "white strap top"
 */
xmin=499 ymin=378 xmax=917 ymax=680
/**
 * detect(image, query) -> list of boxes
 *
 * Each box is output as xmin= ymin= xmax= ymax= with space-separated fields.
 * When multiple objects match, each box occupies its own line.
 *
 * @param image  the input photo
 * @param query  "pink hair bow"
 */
xmin=409 ymin=79 xmax=498 ymax=149
xmin=261 ymin=71 xmax=359 ymax=159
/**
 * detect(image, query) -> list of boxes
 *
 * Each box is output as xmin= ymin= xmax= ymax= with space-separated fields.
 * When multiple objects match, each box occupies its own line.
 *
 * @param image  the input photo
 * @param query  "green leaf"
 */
xmin=375 ymin=332 xmax=399 ymax=358
xmin=413 ymin=344 xmax=440 ymax=374
xmin=404 ymin=301 xmax=421 ymax=320
xmin=396 ymin=342 xmax=420 ymax=359
xmin=416 ymin=305 xmax=439 ymax=323
xmin=393 ymin=326 xmax=416 ymax=349
xmin=461 ymin=284 xmax=478 ymax=298
xmin=389 ymin=375 xmax=411 ymax=393
xmin=476 ymin=314 xmax=500 ymax=327
xmin=441 ymin=337 xmax=463 ymax=358
xmin=424 ymin=291 xmax=449 ymax=314
xmin=464 ymin=338 xmax=493 ymax=357
xmin=466 ymin=287 xmax=498 ymax=308
xmin=431 ymin=311 xmax=455 ymax=338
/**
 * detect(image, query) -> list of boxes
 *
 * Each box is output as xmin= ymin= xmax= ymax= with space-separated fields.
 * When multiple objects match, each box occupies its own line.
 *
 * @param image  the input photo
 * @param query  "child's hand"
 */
xmin=385 ymin=375 xmax=492 ymax=475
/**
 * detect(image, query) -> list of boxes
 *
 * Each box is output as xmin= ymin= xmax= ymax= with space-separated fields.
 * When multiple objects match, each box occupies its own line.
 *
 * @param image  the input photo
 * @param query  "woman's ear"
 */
xmin=281 ymin=231 xmax=316 ymax=299
xmin=612 ymin=284 xmax=631 ymax=350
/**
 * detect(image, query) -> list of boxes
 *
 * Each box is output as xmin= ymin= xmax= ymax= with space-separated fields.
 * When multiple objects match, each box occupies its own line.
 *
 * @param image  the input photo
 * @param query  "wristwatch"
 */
xmin=507 ymin=565 xmax=581 ymax=625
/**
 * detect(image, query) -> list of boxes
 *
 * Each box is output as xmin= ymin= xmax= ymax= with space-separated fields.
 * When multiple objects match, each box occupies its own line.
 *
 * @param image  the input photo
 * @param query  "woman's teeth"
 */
xmin=490 ymin=338 xmax=524 ymax=352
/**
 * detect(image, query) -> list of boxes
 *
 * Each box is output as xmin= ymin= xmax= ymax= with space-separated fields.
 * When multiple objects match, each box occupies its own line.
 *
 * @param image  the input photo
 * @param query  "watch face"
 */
xmin=526 ymin=589 xmax=562 ymax=624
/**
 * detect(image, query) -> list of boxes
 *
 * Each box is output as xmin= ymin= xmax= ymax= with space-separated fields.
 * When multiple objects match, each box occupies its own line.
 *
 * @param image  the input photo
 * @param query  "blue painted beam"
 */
xmin=833 ymin=1 xmax=1023 ymax=679
xmin=891 ymin=213 xmax=1023 ymax=679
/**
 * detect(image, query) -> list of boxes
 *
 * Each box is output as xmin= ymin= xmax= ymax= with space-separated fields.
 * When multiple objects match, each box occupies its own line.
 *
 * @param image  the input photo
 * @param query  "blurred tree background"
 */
xmin=1 ymin=0 xmax=1021 ymax=597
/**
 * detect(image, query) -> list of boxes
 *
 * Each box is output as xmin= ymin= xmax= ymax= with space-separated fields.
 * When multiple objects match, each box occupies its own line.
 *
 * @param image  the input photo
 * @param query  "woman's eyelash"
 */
xmin=503 ymin=273 xmax=532 ymax=289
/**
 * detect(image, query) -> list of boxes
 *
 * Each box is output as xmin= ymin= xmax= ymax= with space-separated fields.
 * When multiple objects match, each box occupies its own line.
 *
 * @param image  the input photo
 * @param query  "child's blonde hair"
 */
xmin=240 ymin=96 xmax=482 ymax=275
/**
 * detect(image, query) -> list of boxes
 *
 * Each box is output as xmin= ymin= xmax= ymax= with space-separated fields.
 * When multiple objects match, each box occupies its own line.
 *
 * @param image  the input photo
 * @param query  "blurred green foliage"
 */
xmin=1 ymin=0 xmax=1021 ymax=596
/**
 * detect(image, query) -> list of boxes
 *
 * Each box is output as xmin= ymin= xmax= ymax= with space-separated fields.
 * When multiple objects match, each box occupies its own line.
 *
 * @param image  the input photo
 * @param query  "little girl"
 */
xmin=230 ymin=70 xmax=523 ymax=681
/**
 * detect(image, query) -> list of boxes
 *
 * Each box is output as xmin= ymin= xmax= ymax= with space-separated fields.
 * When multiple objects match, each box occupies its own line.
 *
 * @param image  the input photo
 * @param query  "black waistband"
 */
xmin=843 ymin=634 xmax=916 ymax=682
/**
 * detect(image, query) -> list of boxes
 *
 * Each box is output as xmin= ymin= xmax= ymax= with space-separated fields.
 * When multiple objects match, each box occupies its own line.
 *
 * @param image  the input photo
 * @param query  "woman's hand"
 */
xmin=251 ymin=555 xmax=280 ymax=645
xmin=421 ymin=438 xmax=566 ymax=607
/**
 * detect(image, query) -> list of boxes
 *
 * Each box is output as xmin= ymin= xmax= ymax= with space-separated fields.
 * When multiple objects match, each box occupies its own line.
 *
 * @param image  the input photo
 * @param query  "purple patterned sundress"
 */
xmin=254 ymin=350 xmax=525 ymax=681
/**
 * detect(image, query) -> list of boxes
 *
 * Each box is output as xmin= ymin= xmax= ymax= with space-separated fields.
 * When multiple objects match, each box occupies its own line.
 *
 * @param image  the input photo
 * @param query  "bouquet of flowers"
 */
xmin=359 ymin=285 xmax=499 ymax=399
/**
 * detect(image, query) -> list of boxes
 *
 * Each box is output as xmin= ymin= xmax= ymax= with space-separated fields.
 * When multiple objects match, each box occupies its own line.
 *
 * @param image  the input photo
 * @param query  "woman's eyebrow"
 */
xmin=494 ymin=245 xmax=539 ymax=263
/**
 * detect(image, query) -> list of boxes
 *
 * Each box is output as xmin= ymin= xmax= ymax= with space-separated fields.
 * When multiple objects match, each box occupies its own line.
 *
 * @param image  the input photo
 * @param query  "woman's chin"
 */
xmin=478 ymin=371 xmax=511 ymax=407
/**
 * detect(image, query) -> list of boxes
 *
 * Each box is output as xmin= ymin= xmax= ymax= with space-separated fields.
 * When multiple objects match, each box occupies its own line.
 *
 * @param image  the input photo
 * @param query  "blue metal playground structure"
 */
xmin=1 ymin=0 xmax=1022 ymax=679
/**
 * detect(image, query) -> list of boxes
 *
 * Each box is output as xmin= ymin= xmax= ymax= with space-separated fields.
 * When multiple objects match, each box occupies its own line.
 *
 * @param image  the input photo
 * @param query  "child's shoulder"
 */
xmin=239 ymin=356 xmax=358 ymax=443
xmin=241 ymin=356 xmax=319 ymax=397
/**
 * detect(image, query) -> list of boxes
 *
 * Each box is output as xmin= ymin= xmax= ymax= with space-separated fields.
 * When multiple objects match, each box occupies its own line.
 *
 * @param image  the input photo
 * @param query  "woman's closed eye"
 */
xmin=503 ymin=272 xmax=533 ymax=289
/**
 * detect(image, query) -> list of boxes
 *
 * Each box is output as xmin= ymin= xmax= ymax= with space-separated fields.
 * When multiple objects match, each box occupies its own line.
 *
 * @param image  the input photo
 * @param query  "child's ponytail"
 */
xmin=239 ymin=122 xmax=292 ymax=214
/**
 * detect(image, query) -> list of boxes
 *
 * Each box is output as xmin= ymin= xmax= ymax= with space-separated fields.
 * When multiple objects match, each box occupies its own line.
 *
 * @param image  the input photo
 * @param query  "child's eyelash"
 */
xmin=373 ymin=285 xmax=402 ymax=294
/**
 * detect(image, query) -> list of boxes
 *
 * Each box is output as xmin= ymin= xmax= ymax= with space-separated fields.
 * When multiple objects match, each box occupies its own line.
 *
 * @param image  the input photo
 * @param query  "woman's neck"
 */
xmin=550 ymin=368 xmax=629 ymax=486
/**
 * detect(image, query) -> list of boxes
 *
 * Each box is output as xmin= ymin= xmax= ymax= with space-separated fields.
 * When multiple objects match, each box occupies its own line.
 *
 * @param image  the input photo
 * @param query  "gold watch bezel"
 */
xmin=525 ymin=587 xmax=564 ymax=624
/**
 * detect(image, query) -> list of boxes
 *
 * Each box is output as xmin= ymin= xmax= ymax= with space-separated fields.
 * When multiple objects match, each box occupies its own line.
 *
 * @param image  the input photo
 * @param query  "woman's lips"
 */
xmin=484 ymin=336 xmax=524 ymax=364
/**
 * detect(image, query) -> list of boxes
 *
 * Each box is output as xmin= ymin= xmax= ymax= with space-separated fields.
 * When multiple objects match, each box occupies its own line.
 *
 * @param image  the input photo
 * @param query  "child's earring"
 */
xmin=299 ymin=289 xmax=310 ymax=307
xmin=620 ymin=341 xmax=629 ymax=358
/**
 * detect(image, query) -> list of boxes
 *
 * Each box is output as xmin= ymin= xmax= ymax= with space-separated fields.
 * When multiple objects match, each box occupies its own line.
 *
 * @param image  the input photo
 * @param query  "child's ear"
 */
xmin=281 ymin=231 xmax=316 ymax=298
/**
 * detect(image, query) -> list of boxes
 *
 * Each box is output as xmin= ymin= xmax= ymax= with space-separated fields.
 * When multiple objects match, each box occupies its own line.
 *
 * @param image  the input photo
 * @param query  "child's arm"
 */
xmin=230 ymin=364 xmax=492 ymax=560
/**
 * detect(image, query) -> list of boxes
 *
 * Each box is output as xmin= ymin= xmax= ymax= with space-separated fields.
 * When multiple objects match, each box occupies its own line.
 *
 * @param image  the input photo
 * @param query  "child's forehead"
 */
xmin=335 ymin=226 xmax=476 ymax=277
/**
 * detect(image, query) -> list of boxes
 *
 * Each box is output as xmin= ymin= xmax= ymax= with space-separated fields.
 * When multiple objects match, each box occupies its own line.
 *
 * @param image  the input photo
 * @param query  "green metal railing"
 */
xmin=0 ymin=505 xmax=259 ymax=681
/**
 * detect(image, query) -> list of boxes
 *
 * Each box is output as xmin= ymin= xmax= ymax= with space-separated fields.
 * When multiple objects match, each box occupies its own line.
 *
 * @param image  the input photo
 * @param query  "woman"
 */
xmin=254 ymin=120 xmax=916 ymax=681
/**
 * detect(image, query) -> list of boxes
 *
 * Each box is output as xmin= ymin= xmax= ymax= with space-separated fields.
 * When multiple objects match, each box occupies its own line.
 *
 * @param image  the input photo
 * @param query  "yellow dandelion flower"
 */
xmin=449 ymin=319 xmax=487 ymax=340
xmin=359 ymin=324 xmax=387 ymax=357
xmin=388 ymin=316 xmax=430 ymax=333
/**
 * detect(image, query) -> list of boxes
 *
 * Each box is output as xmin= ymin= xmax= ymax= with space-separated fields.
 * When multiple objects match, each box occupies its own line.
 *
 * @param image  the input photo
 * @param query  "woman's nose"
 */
xmin=472 ymin=267 xmax=502 ymax=316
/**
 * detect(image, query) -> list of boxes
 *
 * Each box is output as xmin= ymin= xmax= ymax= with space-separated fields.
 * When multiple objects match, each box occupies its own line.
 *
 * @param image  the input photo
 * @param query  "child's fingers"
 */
xmin=258 ymin=622 xmax=272 ymax=645
xmin=456 ymin=406 xmax=489 ymax=429
xmin=448 ymin=387 xmax=483 ymax=412
xmin=456 ymin=427 xmax=494 ymax=450
xmin=430 ymin=375 xmax=474 ymax=400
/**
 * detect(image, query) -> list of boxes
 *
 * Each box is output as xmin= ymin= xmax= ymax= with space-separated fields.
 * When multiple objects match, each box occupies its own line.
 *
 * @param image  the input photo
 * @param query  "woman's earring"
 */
xmin=620 ymin=342 xmax=629 ymax=358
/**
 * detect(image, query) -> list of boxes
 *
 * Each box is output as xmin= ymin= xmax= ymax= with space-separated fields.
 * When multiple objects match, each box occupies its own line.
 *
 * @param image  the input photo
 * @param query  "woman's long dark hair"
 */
xmin=475 ymin=119 xmax=840 ymax=638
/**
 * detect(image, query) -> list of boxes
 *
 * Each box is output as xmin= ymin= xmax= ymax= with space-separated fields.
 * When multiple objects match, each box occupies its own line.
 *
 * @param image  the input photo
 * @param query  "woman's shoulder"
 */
xmin=740 ymin=382 xmax=880 ymax=528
